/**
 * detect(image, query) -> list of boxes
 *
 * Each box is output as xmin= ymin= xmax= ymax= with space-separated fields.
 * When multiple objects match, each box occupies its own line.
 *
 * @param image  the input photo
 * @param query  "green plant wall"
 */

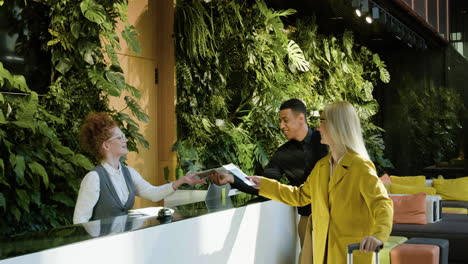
xmin=0 ymin=0 xmax=147 ymax=235
xmin=174 ymin=0 xmax=393 ymax=180
xmin=379 ymin=47 xmax=465 ymax=174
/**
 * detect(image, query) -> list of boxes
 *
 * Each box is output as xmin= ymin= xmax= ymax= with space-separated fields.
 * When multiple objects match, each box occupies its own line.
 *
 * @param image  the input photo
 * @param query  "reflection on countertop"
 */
xmin=0 ymin=192 xmax=264 ymax=261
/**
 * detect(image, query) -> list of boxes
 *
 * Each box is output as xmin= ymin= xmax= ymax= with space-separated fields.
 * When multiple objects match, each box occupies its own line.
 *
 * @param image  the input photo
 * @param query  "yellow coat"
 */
xmin=260 ymin=152 xmax=393 ymax=264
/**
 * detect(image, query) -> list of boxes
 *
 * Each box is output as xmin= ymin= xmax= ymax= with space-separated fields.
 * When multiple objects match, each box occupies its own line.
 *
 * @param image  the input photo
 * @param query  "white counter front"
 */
xmin=1 ymin=199 xmax=298 ymax=264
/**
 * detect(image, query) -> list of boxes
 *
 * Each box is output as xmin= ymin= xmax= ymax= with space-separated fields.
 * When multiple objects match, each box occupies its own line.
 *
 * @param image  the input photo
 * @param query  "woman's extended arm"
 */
xmin=248 ymin=173 xmax=313 ymax=207
xmin=132 ymin=168 xmax=206 ymax=202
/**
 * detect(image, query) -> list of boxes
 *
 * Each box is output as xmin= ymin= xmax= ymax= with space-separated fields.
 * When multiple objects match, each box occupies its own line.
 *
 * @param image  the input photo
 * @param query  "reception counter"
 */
xmin=0 ymin=192 xmax=298 ymax=264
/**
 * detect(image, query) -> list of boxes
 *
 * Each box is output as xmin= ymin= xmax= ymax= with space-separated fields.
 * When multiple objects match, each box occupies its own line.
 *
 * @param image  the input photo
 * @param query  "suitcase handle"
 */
xmin=347 ymin=243 xmax=380 ymax=264
xmin=347 ymin=243 xmax=381 ymax=254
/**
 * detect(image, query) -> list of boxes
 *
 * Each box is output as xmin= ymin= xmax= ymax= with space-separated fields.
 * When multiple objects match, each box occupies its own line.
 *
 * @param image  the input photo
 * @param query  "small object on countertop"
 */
xmin=157 ymin=207 xmax=173 ymax=224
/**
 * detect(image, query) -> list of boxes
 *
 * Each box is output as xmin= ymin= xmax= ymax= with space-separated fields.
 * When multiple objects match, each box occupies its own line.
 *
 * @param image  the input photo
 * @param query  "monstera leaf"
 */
xmin=287 ymin=40 xmax=310 ymax=73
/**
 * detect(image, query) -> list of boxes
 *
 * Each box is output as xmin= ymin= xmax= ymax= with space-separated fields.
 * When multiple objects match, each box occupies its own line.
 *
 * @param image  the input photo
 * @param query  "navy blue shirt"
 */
xmin=232 ymin=127 xmax=327 ymax=216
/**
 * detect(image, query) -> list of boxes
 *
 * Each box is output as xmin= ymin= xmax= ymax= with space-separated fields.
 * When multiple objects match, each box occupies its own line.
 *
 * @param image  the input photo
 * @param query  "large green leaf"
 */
xmin=372 ymin=54 xmax=390 ymax=83
xmin=55 ymin=57 xmax=73 ymax=75
xmin=11 ymin=205 xmax=21 ymax=221
xmin=105 ymin=45 xmax=119 ymax=66
xmin=12 ymin=75 xmax=30 ymax=92
xmin=323 ymin=39 xmax=331 ymax=63
xmin=13 ymin=155 xmax=26 ymax=183
xmin=72 ymin=154 xmax=94 ymax=170
xmin=124 ymin=96 xmax=149 ymax=122
xmin=362 ymin=81 xmax=374 ymax=101
xmin=30 ymin=191 xmax=41 ymax=206
xmin=28 ymin=161 xmax=49 ymax=188
xmin=88 ymin=68 xmax=121 ymax=96
xmin=11 ymin=121 xmax=35 ymax=129
xmin=39 ymin=109 xmax=65 ymax=125
xmin=0 ymin=159 xmax=8 ymax=187
xmin=0 ymin=61 xmax=30 ymax=92
xmin=125 ymin=84 xmax=141 ymax=99
xmin=54 ymin=145 xmax=74 ymax=155
xmin=134 ymin=131 xmax=150 ymax=149
xmin=16 ymin=92 xmax=39 ymax=121
xmin=287 ymin=40 xmax=310 ymax=73
xmin=0 ymin=61 xmax=12 ymax=86
xmin=16 ymin=189 xmax=30 ymax=212
xmin=80 ymin=0 xmax=107 ymax=25
xmin=121 ymin=25 xmax=141 ymax=55
xmin=0 ymin=109 xmax=5 ymax=124
xmin=379 ymin=68 xmax=390 ymax=83
xmin=105 ymin=71 xmax=126 ymax=90
xmin=51 ymin=192 xmax=75 ymax=207
xmin=343 ymin=30 xmax=354 ymax=57
xmin=71 ymin=21 xmax=81 ymax=39
xmin=83 ymin=49 xmax=95 ymax=65
xmin=116 ymin=112 xmax=139 ymax=127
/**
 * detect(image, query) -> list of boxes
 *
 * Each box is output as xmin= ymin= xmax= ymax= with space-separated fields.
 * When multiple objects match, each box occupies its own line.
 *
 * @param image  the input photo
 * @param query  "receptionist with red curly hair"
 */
xmin=73 ymin=112 xmax=205 ymax=224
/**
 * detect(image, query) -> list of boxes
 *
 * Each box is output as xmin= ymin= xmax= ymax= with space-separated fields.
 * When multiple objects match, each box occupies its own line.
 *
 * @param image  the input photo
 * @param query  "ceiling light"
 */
xmin=355 ymin=9 xmax=362 ymax=17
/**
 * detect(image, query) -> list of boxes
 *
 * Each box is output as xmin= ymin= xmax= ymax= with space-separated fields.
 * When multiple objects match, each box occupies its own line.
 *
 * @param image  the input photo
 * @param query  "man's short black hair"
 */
xmin=280 ymin=99 xmax=307 ymax=118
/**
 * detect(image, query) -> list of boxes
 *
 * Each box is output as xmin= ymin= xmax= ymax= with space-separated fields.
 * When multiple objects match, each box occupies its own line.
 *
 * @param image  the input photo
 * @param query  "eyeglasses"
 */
xmin=106 ymin=133 xmax=127 ymax=143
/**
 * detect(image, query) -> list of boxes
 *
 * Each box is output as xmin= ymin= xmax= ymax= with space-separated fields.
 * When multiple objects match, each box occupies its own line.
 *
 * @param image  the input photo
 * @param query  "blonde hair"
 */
xmin=324 ymin=101 xmax=369 ymax=160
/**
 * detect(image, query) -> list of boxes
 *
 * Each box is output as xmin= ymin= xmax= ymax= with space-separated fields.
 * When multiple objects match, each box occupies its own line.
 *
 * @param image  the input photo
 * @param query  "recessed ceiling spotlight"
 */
xmin=365 ymin=16 xmax=373 ymax=23
xmin=355 ymin=9 xmax=362 ymax=17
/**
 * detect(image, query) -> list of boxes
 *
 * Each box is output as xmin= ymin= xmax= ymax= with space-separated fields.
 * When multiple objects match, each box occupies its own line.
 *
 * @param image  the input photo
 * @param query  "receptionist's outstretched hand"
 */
xmin=172 ymin=173 xmax=207 ymax=190
xmin=246 ymin=176 xmax=262 ymax=189
xmin=183 ymin=172 xmax=207 ymax=185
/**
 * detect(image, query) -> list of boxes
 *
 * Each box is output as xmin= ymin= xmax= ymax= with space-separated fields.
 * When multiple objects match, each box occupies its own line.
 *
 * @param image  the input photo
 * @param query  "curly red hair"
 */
xmin=79 ymin=112 xmax=117 ymax=161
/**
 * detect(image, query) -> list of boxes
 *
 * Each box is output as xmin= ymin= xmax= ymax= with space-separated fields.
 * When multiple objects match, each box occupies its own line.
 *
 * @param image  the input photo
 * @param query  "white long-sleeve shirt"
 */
xmin=73 ymin=162 xmax=175 ymax=224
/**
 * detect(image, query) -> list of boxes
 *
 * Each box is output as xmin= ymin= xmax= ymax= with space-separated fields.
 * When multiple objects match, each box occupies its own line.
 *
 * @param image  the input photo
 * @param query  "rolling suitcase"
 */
xmin=347 ymin=243 xmax=381 ymax=264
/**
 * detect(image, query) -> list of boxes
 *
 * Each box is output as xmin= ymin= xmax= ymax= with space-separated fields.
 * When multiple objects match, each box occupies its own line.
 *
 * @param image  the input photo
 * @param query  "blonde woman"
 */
xmin=248 ymin=101 xmax=393 ymax=264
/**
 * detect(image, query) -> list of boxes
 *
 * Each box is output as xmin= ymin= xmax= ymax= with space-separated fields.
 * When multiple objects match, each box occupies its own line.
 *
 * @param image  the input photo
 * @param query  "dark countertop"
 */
xmin=422 ymin=165 xmax=467 ymax=179
xmin=0 ymin=193 xmax=266 ymax=261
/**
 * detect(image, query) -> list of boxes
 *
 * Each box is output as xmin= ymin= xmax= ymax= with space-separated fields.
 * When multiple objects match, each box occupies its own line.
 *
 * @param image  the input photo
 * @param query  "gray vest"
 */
xmin=91 ymin=164 xmax=136 ymax=221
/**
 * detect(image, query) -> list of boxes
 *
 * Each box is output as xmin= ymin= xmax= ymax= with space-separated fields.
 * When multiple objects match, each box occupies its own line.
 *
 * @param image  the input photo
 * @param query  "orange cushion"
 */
xmin=380 ymin=174 xmax=392 ymax=184
xmin=391 ymin=244 xmax=439 ymax=264
xmin=389 ymin=192 xmax=427 ymax=224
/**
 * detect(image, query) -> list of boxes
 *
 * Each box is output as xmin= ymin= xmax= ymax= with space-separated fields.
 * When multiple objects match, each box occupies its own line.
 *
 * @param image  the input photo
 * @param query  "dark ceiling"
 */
xmin=264 ymin=0 xmax=448 ymax=52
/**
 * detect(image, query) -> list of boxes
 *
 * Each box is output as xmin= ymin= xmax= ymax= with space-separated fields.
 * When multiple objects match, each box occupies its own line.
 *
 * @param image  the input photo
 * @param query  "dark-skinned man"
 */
xmin=209 ymin=98 xmax=327 ymax=247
